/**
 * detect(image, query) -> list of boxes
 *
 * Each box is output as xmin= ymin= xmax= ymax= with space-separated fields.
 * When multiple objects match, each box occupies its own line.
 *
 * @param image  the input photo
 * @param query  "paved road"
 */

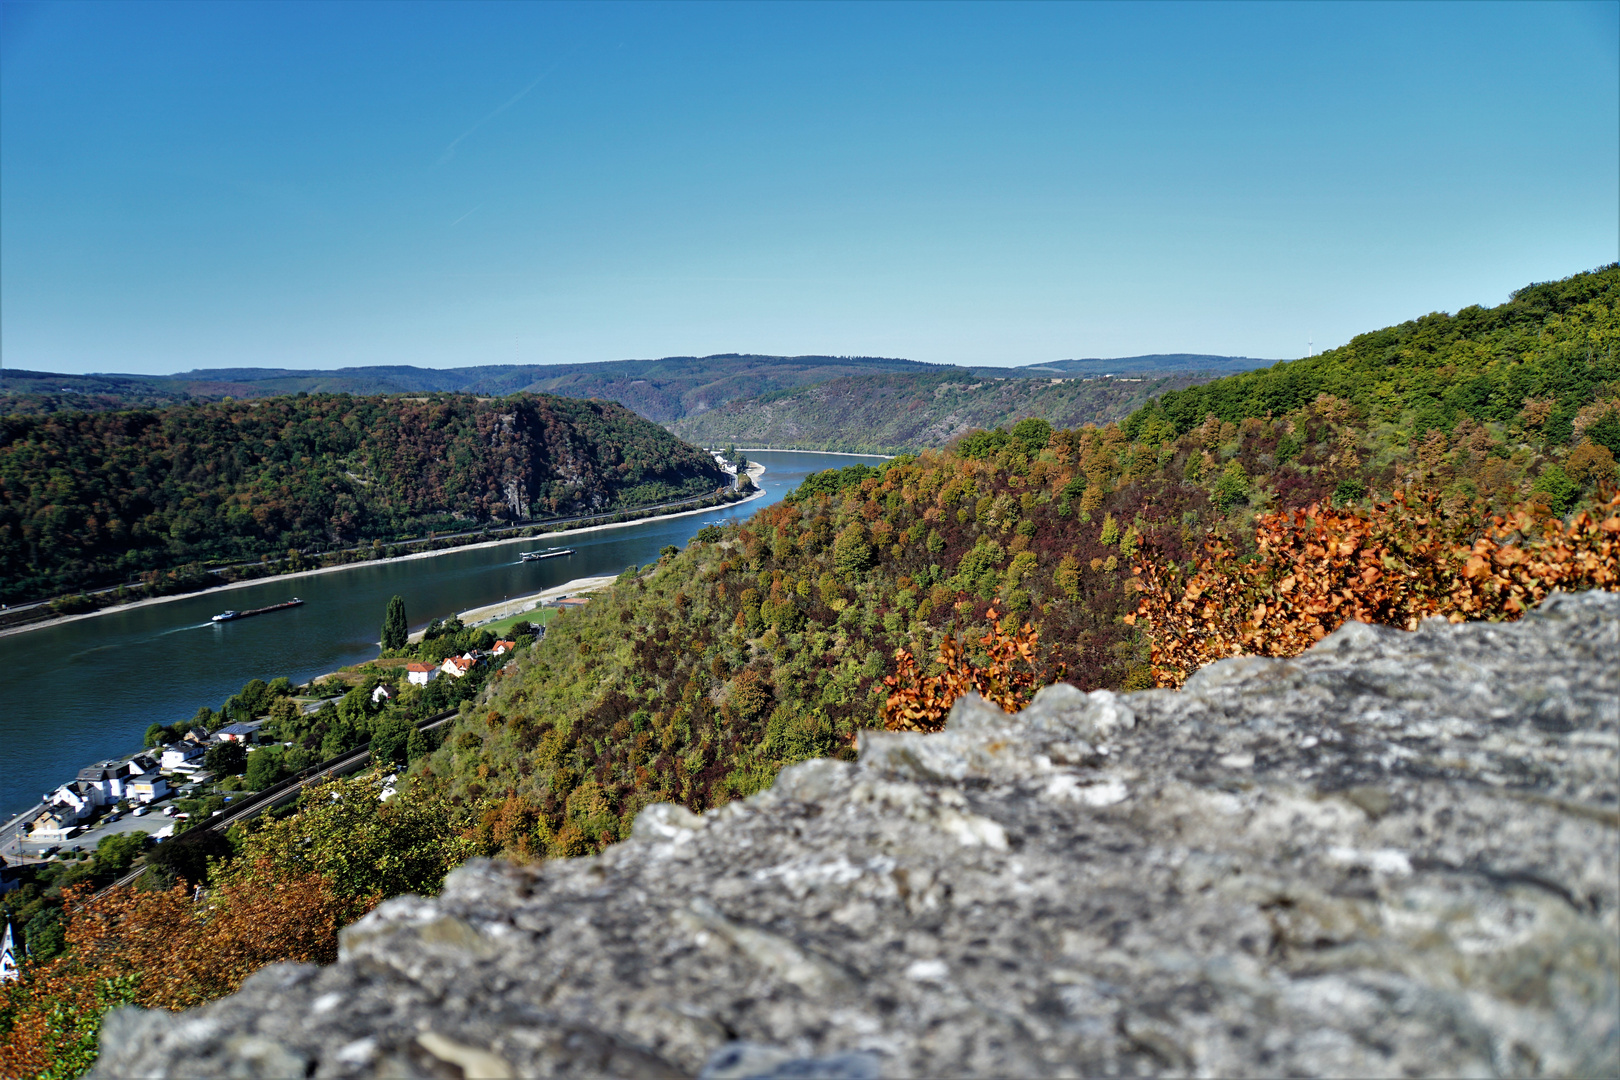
xmin=4 ymin=785 xmax=251 ymax=867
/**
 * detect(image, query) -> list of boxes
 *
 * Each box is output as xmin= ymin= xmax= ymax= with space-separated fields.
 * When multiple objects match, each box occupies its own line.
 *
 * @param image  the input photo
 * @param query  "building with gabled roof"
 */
xmin=405 ymin=662 xmax=439 ymax=686
xmin=441 ymin=655 xmax=476 ymax=679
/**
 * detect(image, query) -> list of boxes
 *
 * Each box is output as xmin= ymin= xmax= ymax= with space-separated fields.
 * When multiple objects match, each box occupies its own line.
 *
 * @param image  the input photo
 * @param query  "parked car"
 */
xmin=132 ymin=806 xmax=148 ymax=817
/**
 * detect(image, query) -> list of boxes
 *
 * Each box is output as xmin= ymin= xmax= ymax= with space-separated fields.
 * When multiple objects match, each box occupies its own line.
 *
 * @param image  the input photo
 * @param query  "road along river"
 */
xmin=0 ymin=450 xmax=882 ymax=817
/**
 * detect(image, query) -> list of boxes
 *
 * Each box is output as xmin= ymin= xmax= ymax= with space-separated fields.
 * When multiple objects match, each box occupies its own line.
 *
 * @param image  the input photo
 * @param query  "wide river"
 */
xmin=1 ymin=450 xmax=881 ymax=817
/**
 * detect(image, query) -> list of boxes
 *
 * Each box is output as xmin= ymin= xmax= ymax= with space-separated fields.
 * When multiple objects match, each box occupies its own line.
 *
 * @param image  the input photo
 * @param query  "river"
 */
xmin=0 ymin=450 xmax=882 ymax=817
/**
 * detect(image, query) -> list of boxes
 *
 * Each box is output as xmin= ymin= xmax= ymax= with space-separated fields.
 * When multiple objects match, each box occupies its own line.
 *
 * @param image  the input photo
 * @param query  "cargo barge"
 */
xmin=519 ymin=549 xmax=574 ymax=562
xmin=211 ymin=598 xmax=304 ymax=623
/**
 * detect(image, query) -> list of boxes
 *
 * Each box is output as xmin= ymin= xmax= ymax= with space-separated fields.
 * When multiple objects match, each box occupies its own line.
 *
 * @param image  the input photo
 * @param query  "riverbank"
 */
xmin=725 ymin=447 xmax=895 ymax=459
xmin=0 ymin=481 xmax=768 ymax=644
xmin=405 ymin=574 xmax=620 ymax=644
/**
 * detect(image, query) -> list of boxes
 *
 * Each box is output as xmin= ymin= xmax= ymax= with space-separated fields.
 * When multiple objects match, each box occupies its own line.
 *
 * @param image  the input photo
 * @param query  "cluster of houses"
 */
xmin=22 ymin=627 xmax=554 ymax=846
xmin=404 ymin=639 xmax=518 ymax=686
xmin=26 ymin=720 xmax=266 ymax=844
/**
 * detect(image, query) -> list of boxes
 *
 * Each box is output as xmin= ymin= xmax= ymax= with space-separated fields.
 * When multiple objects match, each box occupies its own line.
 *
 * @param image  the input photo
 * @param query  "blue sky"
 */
xmin=2 ymin=1 xmax=1615 ymax=375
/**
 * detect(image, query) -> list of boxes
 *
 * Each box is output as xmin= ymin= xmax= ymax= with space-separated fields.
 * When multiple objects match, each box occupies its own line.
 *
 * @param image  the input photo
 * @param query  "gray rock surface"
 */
xmin=95 ymin=592 xmax=1619 ymax=1078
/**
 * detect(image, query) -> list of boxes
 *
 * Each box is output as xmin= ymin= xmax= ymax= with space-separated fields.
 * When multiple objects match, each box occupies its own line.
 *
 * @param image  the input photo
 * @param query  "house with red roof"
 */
xmin=440 ymin=654 xmax=476 ymax=679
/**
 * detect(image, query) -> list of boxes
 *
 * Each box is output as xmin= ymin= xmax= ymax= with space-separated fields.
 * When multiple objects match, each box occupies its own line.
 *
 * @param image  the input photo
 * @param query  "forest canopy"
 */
xmin=0 ymin=392 xmax=726 ymax=603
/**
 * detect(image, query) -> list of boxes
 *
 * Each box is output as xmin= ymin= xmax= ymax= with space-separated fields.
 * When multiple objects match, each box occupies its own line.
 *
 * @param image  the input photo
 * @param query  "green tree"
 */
xmin=1214 ymin=460 xmax=1250 ymax=511
xmin=1011 ymin=417 xmax=1053 ymax=455
xmin=205 ymin=741 xmax=247 ymax=777
xmin=230 ymin=768 xmax=479 ymax=901
xmin=832 ymin=523 xmax=874 ymax=579
xmin=381 ymin=595 xmax=408 ymax=651
xmin=94 ymin=830 xmax=152 ymax=876
xmin=244 ymin=748 xmax=288 ymax=791
xmin=370 ymin=714 xmax=414 ymax=766
xmin=1532 ymin=464 xmax=1578 ymax=514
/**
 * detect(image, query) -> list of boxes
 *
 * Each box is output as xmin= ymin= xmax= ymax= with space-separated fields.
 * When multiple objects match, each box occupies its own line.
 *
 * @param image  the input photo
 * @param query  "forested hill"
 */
xmin=0 ymin=393 xmax=727 ymax=604
xmin=2 ymin=354 xmax=1272 ymax=421
xmin=404 ymin=266 xmax=1618 ymax=860
xmin=1126 ymin=264 xmax=1620 ymax=442
xmin=668 ymin=370 xmax=1214 ymax=454
xmin=0 ymin=355 xmax=931 ymax=422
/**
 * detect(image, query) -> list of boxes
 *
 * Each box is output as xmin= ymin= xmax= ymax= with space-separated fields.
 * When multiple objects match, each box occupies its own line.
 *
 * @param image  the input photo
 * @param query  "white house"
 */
xmin=161 ymin=741 xmax=207 ymax=773
xmin=126 ymin=754 xmax=161 ymax=779
xmin=405 ymin=662 xmax=438 ymax=686
xmin=490 ymin=639 xmax=517 ymax=657
xmin=127 ymin=775 xmax=171 ymax=804
xmin=213 ymin=721 xmax=262 ymax=744
xmin=371 ymin=684 xmax=395 ymax=705
xmin=441 ymin=654 xmax=476 ymax=679
xmin=45 ymin=781 xmax=98 ymax=819
xmin=76 ymin=761 xmax=130 ymax=803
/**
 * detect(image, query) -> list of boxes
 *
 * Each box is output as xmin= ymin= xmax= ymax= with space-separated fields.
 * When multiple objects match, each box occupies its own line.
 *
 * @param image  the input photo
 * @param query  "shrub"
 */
xmin=883 ymin=608 xmax=1055 ymax=732
xmin=1129 ymin=489 xmax=1620 ymax=687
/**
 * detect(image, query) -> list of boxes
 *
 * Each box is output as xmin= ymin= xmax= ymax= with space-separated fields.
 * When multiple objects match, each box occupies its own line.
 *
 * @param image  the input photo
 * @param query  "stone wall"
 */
xmin=96 ymin=592 xmax=1618 ymax=1078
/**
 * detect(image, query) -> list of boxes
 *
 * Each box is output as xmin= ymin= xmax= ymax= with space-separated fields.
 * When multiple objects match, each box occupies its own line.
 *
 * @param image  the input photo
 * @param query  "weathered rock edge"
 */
xmin=95 ymin=593 xmax=1619 ymax=1079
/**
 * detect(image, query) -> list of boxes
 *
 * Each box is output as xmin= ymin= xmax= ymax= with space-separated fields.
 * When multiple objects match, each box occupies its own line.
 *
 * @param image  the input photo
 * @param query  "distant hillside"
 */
xmin=1009 ymin=353 xmax=1274 ymax=377
xmin=0 ymin=393 xmax=727 ymax=604
xmin=0 ymin=355 xmax=934 ymax=423
xmin=668 ymin=370 xmax=1216 ymax=454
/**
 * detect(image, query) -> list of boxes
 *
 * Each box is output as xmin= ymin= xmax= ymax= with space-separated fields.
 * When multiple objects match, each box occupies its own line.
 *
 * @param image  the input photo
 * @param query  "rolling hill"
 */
xmin=1 ymin=353 xmax=1272 ymax=422
xmin=668 ymin=370 xmax=1218 ymax=454
xmin=0 ymin=355 xmax=933 ymax=422
xmin=0 ymin=392 xmax=727 ymax=603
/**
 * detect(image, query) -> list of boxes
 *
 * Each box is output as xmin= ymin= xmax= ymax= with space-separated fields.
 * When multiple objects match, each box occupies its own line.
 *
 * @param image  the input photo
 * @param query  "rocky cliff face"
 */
xmin=96 ymin=593 xmax=1619 ymax=1079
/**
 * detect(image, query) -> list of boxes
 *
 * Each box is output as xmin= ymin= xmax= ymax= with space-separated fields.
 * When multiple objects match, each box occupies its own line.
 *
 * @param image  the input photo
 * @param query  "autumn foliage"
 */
xmin=883 ymin=609 xmax=1050 ymax=732
xmin=1129 ymin=488 xmax=1620 ymax=687
xmin=0 ymin=868 xmax=365 ymax=1079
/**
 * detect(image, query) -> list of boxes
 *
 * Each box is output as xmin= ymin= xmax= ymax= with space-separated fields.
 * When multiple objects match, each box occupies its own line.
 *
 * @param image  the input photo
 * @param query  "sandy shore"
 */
xmin=728 ymin=448 xmax=893 ymax=459
xmin=0 ymin=479 xmax=768 ymax=643
xmin=409 ymin=574 xmax=620 ymax=641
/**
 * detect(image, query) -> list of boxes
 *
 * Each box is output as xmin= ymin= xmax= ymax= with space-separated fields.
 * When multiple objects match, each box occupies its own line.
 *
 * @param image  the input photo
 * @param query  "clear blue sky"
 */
xmin=2 ymin=1 xmax=1615 ymax=375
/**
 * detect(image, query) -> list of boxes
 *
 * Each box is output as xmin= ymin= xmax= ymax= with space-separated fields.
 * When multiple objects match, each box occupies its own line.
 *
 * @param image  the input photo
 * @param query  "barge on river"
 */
xmin=211 ymin=598 xmax=304 ymax=623
xmin=519 ymin=548 xmax=574 ymax=562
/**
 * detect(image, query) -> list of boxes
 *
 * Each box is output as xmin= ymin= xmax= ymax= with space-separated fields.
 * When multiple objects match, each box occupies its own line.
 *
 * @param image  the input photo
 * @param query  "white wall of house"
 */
xmin=128 ymin=777 xmax=170 ymax=804
xmin=161 ymin=744 xmax=205 ymax=772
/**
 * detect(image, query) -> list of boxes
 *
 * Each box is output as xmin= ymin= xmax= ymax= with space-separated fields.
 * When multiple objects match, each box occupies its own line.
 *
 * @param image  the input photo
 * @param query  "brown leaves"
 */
xmin=882 ymin=608 xmax=1051 ymax=732
xmin=1132 ymin=487 xmax=1620 ymax=688
xmin=0 ymin=866 xmax=366 ymax=1077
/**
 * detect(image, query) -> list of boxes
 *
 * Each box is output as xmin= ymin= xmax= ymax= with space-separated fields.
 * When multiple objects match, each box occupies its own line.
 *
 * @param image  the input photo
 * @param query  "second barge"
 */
xmin=211 ymin=598 xmax=304 ymax=623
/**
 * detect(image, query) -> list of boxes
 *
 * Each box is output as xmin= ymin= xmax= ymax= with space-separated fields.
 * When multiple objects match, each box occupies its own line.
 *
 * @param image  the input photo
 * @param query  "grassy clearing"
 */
xmin=479 ymin=606 xmax=560 ymax=637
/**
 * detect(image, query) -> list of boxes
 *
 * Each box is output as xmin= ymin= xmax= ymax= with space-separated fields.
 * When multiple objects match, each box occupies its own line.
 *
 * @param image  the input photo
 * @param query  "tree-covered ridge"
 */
xmin=1127 ymin=264 xmax=1620 ymax=443
xmin=669 ymin=370 xmax=1216 ymax=454
xmin=0 ymin=392 xmax=726 ymax=603
xmin=0 ymin=355 xmax=935 ymax=422
xmin=410 ymin=267 xmax=1620 ymax=861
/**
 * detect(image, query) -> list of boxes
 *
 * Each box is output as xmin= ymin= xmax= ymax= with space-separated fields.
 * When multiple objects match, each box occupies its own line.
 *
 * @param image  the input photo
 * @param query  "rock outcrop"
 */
xmin=96 ymin=593 xmax=1619 ymax=1078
